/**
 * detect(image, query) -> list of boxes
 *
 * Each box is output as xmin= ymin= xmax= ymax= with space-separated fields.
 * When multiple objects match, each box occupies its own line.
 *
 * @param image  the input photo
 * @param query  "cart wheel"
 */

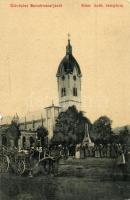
xmin=0 ymin=155 xmax=9 ymax=173
xmin=41 ymin=158 xmax=54 ymax=174
xmin=15 ymin=160 xmax=26 ymax=175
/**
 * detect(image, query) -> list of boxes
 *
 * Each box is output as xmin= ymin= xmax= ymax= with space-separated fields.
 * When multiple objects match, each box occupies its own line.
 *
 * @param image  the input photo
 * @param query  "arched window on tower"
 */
xmin=61 ymin=88 xmax=63 ymax=97
xmin=64 ymin=88 xmax=66 ymax=96
xmin=61 ymin=88 xmax=66 ymax=97
xmin=73 ymin=88 xmax=77 ymax=96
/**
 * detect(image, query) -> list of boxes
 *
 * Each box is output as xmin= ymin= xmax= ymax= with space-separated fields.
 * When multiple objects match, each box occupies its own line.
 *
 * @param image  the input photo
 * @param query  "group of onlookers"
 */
xmin=49 ymin=143 xmax=128 ymax=165
xmin=78 ymin=143 xmax=128 ymax=159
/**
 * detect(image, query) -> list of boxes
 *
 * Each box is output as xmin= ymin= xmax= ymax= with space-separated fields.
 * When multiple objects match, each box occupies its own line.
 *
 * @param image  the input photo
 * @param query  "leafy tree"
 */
xmin=37 ymin=126 xmax=48 ymax=147
xmin=52 ymin=106 xmax=92 ymax=145
xmin=92 ymin=116 xmax=112 ymax=144
xmin=119 ymin=126 xmax=129 ymax=145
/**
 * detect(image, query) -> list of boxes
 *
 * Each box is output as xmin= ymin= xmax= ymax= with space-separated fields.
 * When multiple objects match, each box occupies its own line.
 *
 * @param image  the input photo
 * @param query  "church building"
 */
xmin=0 ymin=37 xmax=82 ymax=148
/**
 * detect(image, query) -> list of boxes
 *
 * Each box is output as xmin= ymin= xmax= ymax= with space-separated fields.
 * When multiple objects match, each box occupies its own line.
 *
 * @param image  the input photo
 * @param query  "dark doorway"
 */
xmin=30 ymin=137 xmax=35 ymax=147
xmin=22 ymin=136 xmax=26 ymax=148
xmin=2 ymin=135 xmax=7 ymax=146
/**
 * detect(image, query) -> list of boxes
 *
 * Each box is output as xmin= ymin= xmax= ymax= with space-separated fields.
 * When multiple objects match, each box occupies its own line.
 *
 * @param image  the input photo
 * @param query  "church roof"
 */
xmin=56 ymin=39 xmax=82 ymax=77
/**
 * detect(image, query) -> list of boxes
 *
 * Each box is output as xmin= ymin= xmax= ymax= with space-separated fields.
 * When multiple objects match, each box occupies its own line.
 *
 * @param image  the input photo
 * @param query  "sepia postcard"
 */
xmin=0 ymin=0 xmax=130 ymax=199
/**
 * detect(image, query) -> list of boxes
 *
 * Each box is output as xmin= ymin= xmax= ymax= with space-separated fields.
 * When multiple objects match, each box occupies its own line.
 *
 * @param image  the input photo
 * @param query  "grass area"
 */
xmin=0 ymin=157 xmax=130 ymax=200
xmin=0 ymin=175 xmax=130 ymax=200
xmin=58 ymin=157 xmax=130 ymax=181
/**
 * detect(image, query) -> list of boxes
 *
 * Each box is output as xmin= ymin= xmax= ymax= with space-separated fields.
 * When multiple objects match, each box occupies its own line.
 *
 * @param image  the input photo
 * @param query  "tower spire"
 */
xmin=66 ymin=33 xmax=72 ymax=55
xmin=68 ymin=33 xmax=70 ymax=41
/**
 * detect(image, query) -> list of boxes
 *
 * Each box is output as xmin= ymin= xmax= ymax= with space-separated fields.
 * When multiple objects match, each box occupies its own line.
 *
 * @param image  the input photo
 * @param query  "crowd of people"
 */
xmin=48 ymin=143 xmax=129 ymax=165
xmin=77 ymin=143 xmax=128 ymax=159
xmin=49 ymin=142 xmax=126 ymax=157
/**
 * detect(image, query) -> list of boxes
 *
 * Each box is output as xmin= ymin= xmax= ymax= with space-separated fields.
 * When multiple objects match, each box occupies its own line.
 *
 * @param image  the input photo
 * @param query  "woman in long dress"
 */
xmin=75 ymin=144 xmax=81 ymax=159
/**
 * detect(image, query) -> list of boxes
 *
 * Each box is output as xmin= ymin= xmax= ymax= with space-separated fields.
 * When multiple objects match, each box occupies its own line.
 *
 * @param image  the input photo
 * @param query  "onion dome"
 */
xmin=56 ymin=39 xmax=82 ymax=77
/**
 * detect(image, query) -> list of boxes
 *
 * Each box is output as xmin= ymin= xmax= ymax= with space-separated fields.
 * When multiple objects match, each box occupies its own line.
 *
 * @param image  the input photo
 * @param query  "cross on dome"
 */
xmin=68 ymin=33 xmax=70 ymax=40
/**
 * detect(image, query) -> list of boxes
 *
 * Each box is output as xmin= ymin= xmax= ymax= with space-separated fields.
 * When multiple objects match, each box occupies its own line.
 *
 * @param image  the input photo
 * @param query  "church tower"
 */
xmin=56 ymin=37 xmax=82 ymax=111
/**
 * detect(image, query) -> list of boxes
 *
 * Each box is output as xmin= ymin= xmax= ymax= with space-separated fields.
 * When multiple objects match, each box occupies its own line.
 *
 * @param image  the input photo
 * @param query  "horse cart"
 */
xmin=0 ymin=146 xmax=60 ymax=176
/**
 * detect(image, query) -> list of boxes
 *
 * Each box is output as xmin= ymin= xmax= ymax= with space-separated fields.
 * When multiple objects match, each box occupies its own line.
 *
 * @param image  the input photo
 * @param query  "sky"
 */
xmin=0 ymin=0 xmax=130 ymax=128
